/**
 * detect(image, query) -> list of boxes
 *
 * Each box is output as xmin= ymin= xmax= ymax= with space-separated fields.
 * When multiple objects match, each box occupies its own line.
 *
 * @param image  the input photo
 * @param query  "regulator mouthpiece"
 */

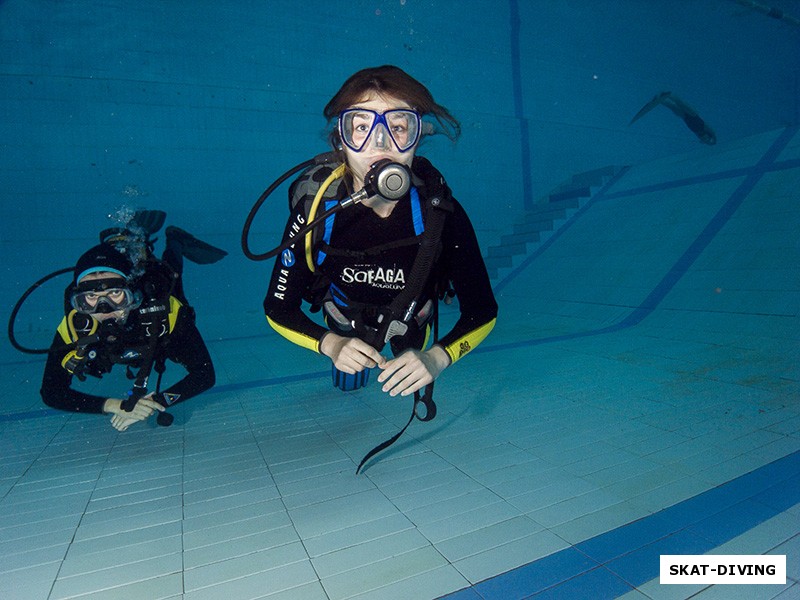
xmin=341 ymin=160 xmax=412 ymax=208
xmin=371 ymin=161 xmax=411 ymax=200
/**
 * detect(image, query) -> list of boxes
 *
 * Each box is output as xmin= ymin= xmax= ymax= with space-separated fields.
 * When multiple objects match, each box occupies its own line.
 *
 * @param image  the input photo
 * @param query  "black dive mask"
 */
xmin=70 ymin=277 xmax=143 ymax=315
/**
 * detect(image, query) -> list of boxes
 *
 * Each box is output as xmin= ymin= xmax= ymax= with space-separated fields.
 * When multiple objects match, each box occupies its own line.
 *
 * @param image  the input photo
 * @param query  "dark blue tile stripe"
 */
xmin=527 ymin=566 xmax=637 ymax=600
xmin=473 ymin=548 xmax=599 ymax=600
xmin=601 ymin=528 xmax=713 ymax=590
xmin=509 ymin=0 xmax=534 ymax=211
xmin=577 ymin=451 xmax=800 ymax=564
xmin=439 ymin=449 xmax=800 ymax=599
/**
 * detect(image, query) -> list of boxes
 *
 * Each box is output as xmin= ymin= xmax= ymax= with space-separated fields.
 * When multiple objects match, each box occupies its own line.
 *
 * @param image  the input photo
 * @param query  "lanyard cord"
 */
xmin=355 ymin=159 xmax=451 ymax=474
xmin=355 ymin=302 xmax=440 ymax=474
xmin=355 ymin=382 xmax=436 ymax=474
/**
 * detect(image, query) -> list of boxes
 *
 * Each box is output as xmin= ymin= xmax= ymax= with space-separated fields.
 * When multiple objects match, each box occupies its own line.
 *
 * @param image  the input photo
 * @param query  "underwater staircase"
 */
xmin=484 ymin=165 xmax=623 ymax=280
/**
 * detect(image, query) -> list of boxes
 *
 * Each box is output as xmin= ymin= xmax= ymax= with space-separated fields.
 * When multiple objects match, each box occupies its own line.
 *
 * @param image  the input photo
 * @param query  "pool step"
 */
xmin=485 ymin=166 xmax=622 ymax=280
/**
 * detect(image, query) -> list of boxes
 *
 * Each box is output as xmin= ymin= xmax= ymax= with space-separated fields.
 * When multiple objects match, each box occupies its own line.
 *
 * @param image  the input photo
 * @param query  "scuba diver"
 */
xmin=257 ymin=66 xmax=498 ymax=469
xmin=629 ymin=91 xmax=717 ymax=145
xmin=39 ymin=210 xmax=226 ymax=431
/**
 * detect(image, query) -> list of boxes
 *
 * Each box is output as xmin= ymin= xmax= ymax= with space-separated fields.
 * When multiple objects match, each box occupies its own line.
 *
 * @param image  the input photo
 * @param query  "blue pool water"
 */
xmin=1 ymin=2 xmax=798 ymax=598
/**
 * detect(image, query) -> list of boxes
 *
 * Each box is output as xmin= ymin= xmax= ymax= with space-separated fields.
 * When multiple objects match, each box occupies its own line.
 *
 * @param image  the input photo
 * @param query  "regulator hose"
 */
xmin=8 ymin=267 xmax=73 ymax=354
xmin=241 ymin=152 xmax=338 ymax=261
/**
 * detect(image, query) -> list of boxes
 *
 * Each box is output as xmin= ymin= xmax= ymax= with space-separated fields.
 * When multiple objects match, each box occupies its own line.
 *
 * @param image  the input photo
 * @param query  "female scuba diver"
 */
xmin=39 ymin=212 xmax=225 ymax=431
xmin=263 ymin=65 xmax=498 ymax=405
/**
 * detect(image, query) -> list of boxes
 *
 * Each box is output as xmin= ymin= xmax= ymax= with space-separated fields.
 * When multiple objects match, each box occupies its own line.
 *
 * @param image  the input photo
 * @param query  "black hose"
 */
xmin=241 ymin=152 xmax=338 ymax=261
xmin=242 ymin=157 xmax=411 ymax=264
xmin=251 ymin=201 xmax=344 ymax=262
xmin=8 ymin=267 xmax=73 ymax=354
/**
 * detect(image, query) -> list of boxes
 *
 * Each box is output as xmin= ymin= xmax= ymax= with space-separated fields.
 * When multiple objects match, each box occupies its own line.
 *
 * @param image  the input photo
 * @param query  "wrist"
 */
xmin=102 ymin=399 xmax=122 ymax=414
xmin=318 ymin=331 xmax=331 ymax=356
xmin=151 ymin=391 xmax=172 ymax=408
xmin=428 ymin=345 xmax=451 ymax=371
xmin=319 ymin=331 xmax=340 ymax=358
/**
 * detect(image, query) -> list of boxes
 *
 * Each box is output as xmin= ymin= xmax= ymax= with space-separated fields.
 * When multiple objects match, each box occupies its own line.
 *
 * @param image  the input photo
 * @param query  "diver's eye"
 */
xmin=107 ymin=289 xmax=126 ymax=302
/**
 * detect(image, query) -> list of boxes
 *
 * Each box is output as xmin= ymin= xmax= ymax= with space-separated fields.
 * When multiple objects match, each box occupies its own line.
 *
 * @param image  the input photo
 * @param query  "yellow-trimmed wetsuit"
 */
xmin=41 ymin=296 xmax=215 ymax=414
xmin=263 ymin=159 xmax=498 ymax=362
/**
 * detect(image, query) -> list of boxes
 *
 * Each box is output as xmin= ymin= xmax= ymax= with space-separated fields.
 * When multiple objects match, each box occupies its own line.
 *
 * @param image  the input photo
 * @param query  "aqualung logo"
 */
xmin=273 ymin=269 xmax=289 ymax=300
xmin=341 ymin=265 xmax=406 ymax=289
xmin=281 ymin=249 xmax=295 ymax=267
xmin=288 ymin=214 xmax=305 ymax=240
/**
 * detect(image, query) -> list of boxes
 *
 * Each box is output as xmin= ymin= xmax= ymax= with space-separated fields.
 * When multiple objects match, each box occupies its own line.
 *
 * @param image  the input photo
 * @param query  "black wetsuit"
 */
xmin=263 ymin=164 xmax=498 ymax=363
xmin=40 ymin=273 xmax=215 ymax=414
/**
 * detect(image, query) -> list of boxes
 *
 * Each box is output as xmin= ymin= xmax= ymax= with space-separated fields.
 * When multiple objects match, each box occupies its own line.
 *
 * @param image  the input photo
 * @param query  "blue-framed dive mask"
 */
xmin=338 ymin=108 xmax=422 ymax=153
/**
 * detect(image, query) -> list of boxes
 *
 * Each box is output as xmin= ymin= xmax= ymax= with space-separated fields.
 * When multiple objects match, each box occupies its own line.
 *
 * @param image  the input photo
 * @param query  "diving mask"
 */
xmin=70 ymin=277 xmax=142 ymax=314
xmin=339 ymin=108 xmax=421 ymax=153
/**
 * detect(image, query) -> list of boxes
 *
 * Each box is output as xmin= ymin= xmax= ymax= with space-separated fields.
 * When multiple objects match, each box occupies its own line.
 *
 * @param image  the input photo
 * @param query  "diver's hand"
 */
xmin=320 ymin=332 xmax=385 ymax=374
xmin=109 ymin=414 xmax=138 ymax=432
xmin=103 ymin=395 xmax=165 ymax=431
xmin=377 ymin=345 xmax=451 ymax=397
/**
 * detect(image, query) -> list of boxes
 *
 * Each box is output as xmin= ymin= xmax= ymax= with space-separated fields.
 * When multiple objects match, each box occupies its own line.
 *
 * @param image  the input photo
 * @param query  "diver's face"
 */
xmin=78 ymin=272 xmax=130 ymax=322
xmin=341 ymin=93 xmax=418 ymax=191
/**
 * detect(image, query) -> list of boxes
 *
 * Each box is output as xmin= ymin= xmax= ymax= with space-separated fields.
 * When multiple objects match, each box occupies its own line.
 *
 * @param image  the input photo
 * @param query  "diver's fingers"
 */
xmin=378 ymin=351 xmax=434 ymax=397
xmin=137 ymin=397 xmax=166 ymax=412
xmin=331 ymin=338 xmax=384 ymax=373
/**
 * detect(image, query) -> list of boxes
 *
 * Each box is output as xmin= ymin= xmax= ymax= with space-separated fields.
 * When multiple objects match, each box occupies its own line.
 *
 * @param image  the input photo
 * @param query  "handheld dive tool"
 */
xmin=241 ymin=158 xmax=411 ymax=262
xmin=121 ymin=331 xmax=174 ymax=428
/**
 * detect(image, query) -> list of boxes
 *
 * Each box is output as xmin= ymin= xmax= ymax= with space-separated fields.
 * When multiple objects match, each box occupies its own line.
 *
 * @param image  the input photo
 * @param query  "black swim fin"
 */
xmin=165 ymin=226 xmax=227 ymax=264
xmin=629 ymin=91 xmax=671 ymax=125
xmin=132 ymin=210 xmax=167 ymax=236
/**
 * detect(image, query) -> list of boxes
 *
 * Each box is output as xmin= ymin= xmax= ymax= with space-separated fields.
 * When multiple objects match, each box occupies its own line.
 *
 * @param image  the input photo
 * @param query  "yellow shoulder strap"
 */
xmin=305 ymin=163 xmax=346 ymax=272
xmin=56 ymin=316 xmax=72 ymax=344
xmin=168 ymin=296 xmax=182 ymax=333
